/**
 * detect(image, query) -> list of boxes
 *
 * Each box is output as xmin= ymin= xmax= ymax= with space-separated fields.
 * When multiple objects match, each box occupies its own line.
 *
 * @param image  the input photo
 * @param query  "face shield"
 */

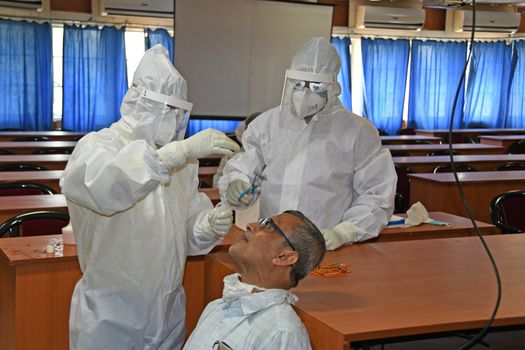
xmin=132 ymin=85 xmax=193 ymax=145
xmin=280 ymin=69 xmax=336 ymax=119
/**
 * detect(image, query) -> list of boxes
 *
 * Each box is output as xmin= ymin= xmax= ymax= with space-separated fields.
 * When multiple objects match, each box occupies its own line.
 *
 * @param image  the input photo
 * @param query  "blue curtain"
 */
xmin=62 ymin=25 xmax=127 ymax=132
xmin=187 ymin=119 xmax=241 ymax=137
xmin=362 ymin=38 xmax=409 ymax=135
xmin=331 ymin=36 xmax=351 ymax=111
xmin=505 ymin=40 xmax=525 ymax=128
xmin=463 ymin=41 xmax=512 ymax=128
xmin=146 ymin=28 xmax=173 ymax=62
xmin=0 ymin=19 xmax=52 ymax=130
xmin=408 ymin=40 xmax=467 ymax=130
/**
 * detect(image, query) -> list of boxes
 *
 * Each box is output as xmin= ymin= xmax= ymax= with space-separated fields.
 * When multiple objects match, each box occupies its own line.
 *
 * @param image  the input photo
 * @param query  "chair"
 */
xmin=394 ymin=193 xmax=406 ymax=214
xmin=433 ymin=163 xmax=477 ymax=173
xmin=426 ymin=150 xmax=461 ymax=157
xmin=0 ymin=163 xmax=48 ymax=171
xmin=508 ymin=140 xmax=525 ymax=154
xmin=490 ymin=190 xmax=525 ymax=233
xmin=0 ymin=149 xmax=13 ymax=155
xmin=395 ymin=165 xmax=415 ymax=213
xmin=390 ymin=151 xmax=410 ymax=157
xmin=13 ymin=136 xmax=50 ymax=142
xmin=0 ymin=211 xmax=70 ymax=238
xmin=404 ymin=140 xmax=434 ymax=145
xmin=377 ymin=129 xmax=389 ymax=136
xmin=199 ymin=158 xmax=221 ymax=167
xmin=0 ymin=182 xmax=56 ymax=196
xmin=441 ymin=134 xmax=476 ymax=144
xmin=398 ymin=128 xmax=416 ymax=135
xmin=32 ymin=148 xmax=72 ymax=155
xmin=495 ymin=162 xmax=525 ymax=171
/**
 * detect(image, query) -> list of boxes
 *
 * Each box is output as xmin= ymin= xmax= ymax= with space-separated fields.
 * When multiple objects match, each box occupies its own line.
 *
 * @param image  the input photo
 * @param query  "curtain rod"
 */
xmin=332 ymin=27 xmax=517 ymax=41
xmin=332 ymin=33 xmax=524 ymax=42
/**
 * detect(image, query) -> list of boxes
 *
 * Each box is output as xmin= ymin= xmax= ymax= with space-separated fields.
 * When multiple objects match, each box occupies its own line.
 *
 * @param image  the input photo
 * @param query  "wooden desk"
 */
xmin=0 ymin=131 xmax=86 ymax=142
xmin=0 ymin=170 xmax=63 ymax=193
xmin=0 ymin=154 xmax=70 ymax=170
xmin=0 ymin=235 xmax=80 ymax=350
xmin=0 ymin=194 xmax=68 ymax=223
xmin=480 ymin=135 xmax=525 ymax=153
xmin=393 ymin=154 xmax=525 ymax=173
xmin=415 ymin=128 xmax=525 ymax=138
xmin=198 ymin=166 xmax=218 ymax=187
xmin=385 ymin=143 xmax=503 ymax=156
xmin=375 ymin=211 xmax=497 ymax=242
xmin=380 ymin=135 xmax=440 ymax=144
xmin=205 ymin=235 xmax=525 ymax=350
xmin=0 ymin=141 xmax=77 ymax=155
xmin=409 ymin=171 xmax=525 ymax=223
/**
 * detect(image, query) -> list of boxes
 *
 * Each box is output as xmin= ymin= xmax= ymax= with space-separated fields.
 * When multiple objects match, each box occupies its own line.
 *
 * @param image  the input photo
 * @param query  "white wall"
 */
xmin=175 ymin=0 xmax=333 ymax=117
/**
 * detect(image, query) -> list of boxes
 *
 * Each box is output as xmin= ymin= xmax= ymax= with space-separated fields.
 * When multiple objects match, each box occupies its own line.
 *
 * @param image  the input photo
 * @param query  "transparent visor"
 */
xmin=280 ymin=70 xmax=336 ymax=110
xmin=132 ymin=85 xmax=193 ymax=143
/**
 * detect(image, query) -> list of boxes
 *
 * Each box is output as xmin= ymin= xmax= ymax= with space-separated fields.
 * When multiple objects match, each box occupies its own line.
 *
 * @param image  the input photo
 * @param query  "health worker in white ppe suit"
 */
xmin=60 ymin=45 xmax=240 ymax=349
xmin=219 ymin=37 xmax=397 ymax=250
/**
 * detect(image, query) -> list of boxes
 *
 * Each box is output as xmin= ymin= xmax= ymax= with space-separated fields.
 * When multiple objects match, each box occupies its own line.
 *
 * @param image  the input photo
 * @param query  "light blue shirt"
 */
xmin=183 ymin=274 xmax=312 ymax=350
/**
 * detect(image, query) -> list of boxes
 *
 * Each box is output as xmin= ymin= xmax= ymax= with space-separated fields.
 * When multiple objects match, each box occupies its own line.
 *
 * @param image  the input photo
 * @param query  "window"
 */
xmin=124 ymin=29 xmax=146 ymax=87
xmin=52 ymin=25 xmax=63 ymax=123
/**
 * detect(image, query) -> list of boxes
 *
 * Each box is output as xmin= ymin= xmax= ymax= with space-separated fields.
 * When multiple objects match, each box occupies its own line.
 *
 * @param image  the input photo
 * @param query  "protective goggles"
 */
xmin=291 ymin=80 xmax=329 ymax=94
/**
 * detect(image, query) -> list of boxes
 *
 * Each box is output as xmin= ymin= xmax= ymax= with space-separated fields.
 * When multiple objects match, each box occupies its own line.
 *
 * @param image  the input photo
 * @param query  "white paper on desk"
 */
xmin=234 ymin=198 xmax=260 ymax=230
xmin=387 ymin=215 xmax=406 ymax=228
xmin=404 ymin=202 xmax=451 ymax=227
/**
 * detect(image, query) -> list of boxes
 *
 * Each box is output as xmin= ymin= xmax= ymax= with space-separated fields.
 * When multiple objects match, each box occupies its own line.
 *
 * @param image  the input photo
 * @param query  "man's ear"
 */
xmin=272 ymin=250 xmax=298 ymax=267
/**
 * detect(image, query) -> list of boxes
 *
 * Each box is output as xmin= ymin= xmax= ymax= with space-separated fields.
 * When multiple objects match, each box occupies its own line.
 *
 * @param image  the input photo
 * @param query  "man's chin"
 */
xmin=228 ymin=244 xmax=243 ymax=262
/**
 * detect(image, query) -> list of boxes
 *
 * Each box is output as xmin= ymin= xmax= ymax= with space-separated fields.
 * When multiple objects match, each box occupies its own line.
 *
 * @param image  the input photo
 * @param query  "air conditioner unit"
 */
xmin=356 ymin=6 xmax=425 ymax=30
xmin=423 ymin=0 xmax=465 ymax=8
xmin=102 ymin=0 xmax=173 ymax=18
xmin=454 ymin=10 xmax=521 ymax=33
xmin=0 ymin=0 xmax=42 ymax=10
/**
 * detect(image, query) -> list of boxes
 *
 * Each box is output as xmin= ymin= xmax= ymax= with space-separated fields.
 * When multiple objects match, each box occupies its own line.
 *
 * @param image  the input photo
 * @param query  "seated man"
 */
xmin=184 ymin=210 xmax=326 ymax=350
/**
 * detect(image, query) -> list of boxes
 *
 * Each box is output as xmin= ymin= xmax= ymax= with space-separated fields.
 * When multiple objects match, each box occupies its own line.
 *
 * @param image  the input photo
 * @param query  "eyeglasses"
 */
xmin=258 ymin=217 xmax=296 ymax=251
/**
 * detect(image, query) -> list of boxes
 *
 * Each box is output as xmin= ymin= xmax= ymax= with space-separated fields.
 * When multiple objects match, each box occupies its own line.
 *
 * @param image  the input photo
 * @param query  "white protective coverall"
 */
xmin=61 ymin=45 xmax=236 ymax=349
xmin=219 ymin=37 xmax=397 ymax=246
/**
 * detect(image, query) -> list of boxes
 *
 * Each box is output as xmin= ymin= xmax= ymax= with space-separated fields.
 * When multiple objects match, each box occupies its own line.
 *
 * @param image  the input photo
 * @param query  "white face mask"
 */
xmin=291 ymin=88 xmax=327 ymax=119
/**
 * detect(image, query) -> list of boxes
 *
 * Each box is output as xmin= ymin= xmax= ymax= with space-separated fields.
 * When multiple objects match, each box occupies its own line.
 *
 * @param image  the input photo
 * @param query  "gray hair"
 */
xmin=284 ymin=210 xmax=326 ymax=287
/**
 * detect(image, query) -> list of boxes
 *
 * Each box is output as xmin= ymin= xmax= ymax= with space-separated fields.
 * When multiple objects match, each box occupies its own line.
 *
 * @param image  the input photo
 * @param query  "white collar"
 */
xmin=222 ymin=273 xmax=298 ymax=315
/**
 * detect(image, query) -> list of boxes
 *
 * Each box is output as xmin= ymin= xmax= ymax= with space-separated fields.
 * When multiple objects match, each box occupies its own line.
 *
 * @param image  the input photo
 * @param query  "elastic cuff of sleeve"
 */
xmin=144 ymin=148 xmax=171 ymax=183
xmin=334 ymin=221 xmax=357 ymax=244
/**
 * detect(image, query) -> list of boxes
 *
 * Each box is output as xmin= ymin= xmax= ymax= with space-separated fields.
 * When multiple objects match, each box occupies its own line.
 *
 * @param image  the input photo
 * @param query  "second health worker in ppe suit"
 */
xmin=61 ymin=45 xmax=240 ymax=349
xmin=219 ymin=37 xmax=397 ymax=250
